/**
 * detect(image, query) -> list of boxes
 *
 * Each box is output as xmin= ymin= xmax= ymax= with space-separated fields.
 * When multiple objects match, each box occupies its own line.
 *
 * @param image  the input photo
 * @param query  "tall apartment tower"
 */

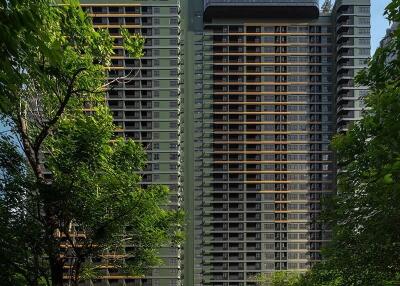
xmin=80 ymin=1 xmax=182 ymax=286
xmin=79 ymin=0 xmax=370 ymax=286
xmin=184 ymin=0 xmax=370 ymax=285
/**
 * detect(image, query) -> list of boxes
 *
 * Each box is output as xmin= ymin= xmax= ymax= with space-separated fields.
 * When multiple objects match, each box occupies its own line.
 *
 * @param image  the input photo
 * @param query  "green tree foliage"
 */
xmin=254 ymin=272 xmax=302 ymax=286
xmin=299 ymin=1 xmax=400 ymax=285
xmin=0 ymin=1 xmax=182 ymax=286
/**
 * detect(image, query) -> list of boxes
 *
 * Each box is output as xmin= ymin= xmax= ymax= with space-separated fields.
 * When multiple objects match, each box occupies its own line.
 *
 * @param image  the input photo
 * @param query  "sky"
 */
xmin=369 ymin=0 xmax=391 ymax=53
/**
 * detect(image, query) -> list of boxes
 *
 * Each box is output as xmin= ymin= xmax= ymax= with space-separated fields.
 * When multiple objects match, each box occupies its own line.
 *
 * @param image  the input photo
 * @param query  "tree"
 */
xmin=0 ymin=1 xmax=183 ymax=285
xmin=254 ymin=271 xmax=302 ymax=286
xmin=300 ymin=1 xmax=400 ymax=285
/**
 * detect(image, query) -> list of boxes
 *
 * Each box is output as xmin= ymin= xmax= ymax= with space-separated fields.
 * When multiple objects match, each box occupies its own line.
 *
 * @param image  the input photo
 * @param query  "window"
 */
xmin=358 ymin=17 xmax=370 ymax=25
xmin=170 ymin=28 xmax=178 ymax=35
xmin=359 ymin=38 xmax=370 ymax=45
xmin=359 ymin=28 xmax=370 ymax=35
xmin=358 ymin=59 xmax=368 ymax=65
xmin=359 ymin=48 xmax=370 ymax=55
xmin=359 ymin=6 xmax=370 ymax=14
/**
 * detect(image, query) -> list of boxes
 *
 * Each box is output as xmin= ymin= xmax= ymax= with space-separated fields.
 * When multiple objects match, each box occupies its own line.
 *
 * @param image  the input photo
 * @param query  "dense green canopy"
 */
xmin=0 ymin=1 xmax=182 ymax=285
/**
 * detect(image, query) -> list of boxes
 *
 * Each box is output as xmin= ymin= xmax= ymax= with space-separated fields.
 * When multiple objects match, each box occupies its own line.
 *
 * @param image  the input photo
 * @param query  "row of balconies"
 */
xmin=108 ymin=58 xmax=154 ymax=68
xmin=108 ymin=91 xmax=156 ymax=100
xmin=209 ymin=242 xmax=261 ymax=252
xmin=213 ymin=85 xmax=326 ymax=93
xmin=211 ymin=212 xmax=261 ymax=221
xmin=210 ymin=262 xmax=259 ymax=271
xmin=84 ymin=6 xmax=141 ymax=14
xmin=213 ymin=56 xmax=324 ymax=65
xmin=211 ymin=193 xmax=260 ymax=200
xmin=212 ymin=45 xmax=325 ymax=54
xmin=211 ymin=203 xmax=260 ymax=212
xmin=213 ymin=65 xmax=322 ymax=74
xmin=211 ymin=252 xmax=262 ymax=261
xmin=92 ymin=17 xmax=145 ymax=26
xmin=87 ymin=6 xmax=176 ymax=15
xmin=211 ymin=223 xmax=261 ymax=232
xmin=212 ymin=132 xmax=329 ymax=141
xmin=212 ymin=159 xmax=322 ymax=168
xmin=210 ymin=25 xmax=324 ymax=35
xmin=210 ymin=203 xmax=320 ymax=213
xmin=209 ymin=182 xmax=328 ymax=191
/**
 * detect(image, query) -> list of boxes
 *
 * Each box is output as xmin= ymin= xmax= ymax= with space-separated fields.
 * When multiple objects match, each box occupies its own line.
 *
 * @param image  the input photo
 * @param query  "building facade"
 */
xmin=190 ymin=0 xmax=370 ymax=285
xmin=80 ymin=1 xmax=182 ymax=285
xmin=79 ymin=0 xmax=370 ymax=285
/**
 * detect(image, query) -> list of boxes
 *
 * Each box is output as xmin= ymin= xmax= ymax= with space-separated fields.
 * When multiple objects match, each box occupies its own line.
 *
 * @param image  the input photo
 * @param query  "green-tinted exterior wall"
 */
xmin=80 ymin=1 xmax=182 ymax=285
xmin=77 ymin=1 xmax=370 ymax=285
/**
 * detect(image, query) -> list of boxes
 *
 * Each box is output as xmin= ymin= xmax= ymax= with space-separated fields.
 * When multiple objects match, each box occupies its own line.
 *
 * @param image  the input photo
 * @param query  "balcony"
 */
xmin=204 ymin=0 xmax=319 ymax=21
xmin=337 ymin=102 xmax=355 ymax=113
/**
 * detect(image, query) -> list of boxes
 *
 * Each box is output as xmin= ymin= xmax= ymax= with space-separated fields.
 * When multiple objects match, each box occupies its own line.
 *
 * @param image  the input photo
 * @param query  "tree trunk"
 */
xmin=49 ymin=255 xmax=65 ymax=286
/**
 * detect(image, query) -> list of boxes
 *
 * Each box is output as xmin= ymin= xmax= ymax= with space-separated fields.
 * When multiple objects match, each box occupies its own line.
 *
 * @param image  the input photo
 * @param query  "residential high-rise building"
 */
xmin=79 ymin=0 xmax=370 ymax=285
xmin=185 ymin=0 xmax=370 ymax=285
xmin=334 ymin=0 xmax=371 ymax=132
xmin=80 ymin=1 xmax=182 ymax=286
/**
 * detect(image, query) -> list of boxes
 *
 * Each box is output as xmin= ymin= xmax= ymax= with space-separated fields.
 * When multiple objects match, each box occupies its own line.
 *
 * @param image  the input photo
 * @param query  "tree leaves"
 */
xmin=121 ymin=27 xmax=145 ymax=59
xmin=301 ymin=1 xmax=400 ymax=285
xmin=0 ymin=0 xmax=180 ymax=285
